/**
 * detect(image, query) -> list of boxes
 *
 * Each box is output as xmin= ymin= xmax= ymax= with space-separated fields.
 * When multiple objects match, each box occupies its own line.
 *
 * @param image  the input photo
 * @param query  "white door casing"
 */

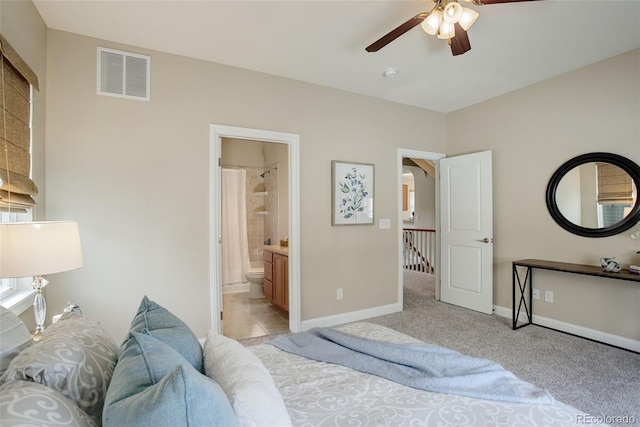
xmin=439 ymin=151 xmax=493 ymax=314
xmin=210 ymin=124 xmax=301 ymax=334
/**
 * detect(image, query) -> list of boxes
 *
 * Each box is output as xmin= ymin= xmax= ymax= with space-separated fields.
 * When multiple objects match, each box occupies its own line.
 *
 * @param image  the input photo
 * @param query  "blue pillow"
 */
xmin=103 ymin=332 xmax=236 ymax=427
xmin=126 ymin=296 xmax=203 ymax=372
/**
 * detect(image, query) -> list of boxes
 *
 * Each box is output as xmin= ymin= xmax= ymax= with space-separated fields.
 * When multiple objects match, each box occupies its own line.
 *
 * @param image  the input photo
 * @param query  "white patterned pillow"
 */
xmin=0 ymin=315 xmax=119 ymax=424
xmin=0 ymin=307 xmax=33 ymax=375
xmin=0 ymin=381 xmax=98 ymax=427
xmin=204 ymin=331 xmax=292 ymax=427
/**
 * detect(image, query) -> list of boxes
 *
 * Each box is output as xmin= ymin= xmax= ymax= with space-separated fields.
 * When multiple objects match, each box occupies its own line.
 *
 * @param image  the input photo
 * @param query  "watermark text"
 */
xmin=576 ymin=414 xmax=636 ymax=425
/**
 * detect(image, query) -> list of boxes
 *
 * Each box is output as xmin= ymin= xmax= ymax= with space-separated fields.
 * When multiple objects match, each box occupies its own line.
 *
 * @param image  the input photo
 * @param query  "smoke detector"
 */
xmin=382 ymin=68 xmax=398 ymax=78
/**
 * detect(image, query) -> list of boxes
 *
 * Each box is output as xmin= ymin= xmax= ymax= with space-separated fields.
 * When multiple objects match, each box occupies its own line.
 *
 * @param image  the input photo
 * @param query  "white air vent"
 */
xmin=97 ymin=47 xmax=150 ymax=100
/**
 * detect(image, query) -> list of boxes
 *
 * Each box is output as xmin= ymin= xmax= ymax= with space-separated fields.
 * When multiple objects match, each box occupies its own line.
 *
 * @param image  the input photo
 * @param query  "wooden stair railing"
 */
xmin=402 ymin=228 xmax=436 ymax=274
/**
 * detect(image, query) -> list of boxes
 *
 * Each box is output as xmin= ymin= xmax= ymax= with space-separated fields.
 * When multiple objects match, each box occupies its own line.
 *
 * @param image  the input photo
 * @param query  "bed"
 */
xmin=0 ymin=298 xmax=604 ymax=426
xmin=206 ymin=321 xmax=601 ymax=427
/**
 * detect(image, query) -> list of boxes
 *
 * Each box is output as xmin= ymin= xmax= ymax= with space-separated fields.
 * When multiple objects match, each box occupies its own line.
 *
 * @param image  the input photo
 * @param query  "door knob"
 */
xmin=477 ymin=237 xmax=492 ymax=243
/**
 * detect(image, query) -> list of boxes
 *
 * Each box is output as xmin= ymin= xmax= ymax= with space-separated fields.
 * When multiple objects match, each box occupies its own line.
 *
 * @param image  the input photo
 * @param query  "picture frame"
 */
xmin=331 ymin=160 xmax=375 ymax=226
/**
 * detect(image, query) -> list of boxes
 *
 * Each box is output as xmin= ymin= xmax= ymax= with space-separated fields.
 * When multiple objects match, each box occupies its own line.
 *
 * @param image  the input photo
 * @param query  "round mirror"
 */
xmin=546 ymin=152 xmax=640 ymax=237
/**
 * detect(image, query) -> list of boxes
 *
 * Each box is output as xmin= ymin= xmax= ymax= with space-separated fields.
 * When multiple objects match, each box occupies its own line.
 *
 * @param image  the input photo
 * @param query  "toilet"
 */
xmin=245 ymin=265 xmax=265 ymax=299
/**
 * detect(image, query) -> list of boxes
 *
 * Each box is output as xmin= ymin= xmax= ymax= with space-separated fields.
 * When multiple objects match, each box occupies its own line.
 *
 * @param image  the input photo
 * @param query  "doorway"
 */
xmin=220 ymin=138 xmax=289 ymax=339
xmin=397 ymin=148 xmax=494 ymax=314
xmin=210 ymin=125 xmax=301 ymax=337
xmin=398 ymin=149 xmax=444 ymax=302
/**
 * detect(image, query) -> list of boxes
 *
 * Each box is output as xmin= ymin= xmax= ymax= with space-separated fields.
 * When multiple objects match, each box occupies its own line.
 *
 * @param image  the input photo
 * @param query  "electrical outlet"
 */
xmin=337 ymin=288 xmax=343 ymax=300
xmin=545 ymin=290 xmax=554 ymax=303
xmin=533 ymin=288 xmax=540 ymax=300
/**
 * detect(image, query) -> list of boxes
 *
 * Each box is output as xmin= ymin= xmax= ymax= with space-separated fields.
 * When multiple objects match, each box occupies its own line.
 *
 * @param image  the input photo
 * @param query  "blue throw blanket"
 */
xmin=268 ymin=327 xmax=554 ymax=405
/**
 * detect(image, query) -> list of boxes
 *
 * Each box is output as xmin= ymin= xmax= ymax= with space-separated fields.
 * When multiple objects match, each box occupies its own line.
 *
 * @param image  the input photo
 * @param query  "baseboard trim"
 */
xmin=301 ymin=302 xmax=402 ymax=331
xmin=302 ymin=304 xmax=639 ymax=353
xmin=494 ymin=305 xmax=640 ymax=353
xmin=493 ymin=305 xmax=530 ymax=325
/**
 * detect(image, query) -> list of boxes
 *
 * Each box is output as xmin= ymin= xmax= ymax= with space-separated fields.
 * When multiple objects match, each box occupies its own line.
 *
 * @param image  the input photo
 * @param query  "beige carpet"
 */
xmin=368 ymin=270 xmax=640 ymax=426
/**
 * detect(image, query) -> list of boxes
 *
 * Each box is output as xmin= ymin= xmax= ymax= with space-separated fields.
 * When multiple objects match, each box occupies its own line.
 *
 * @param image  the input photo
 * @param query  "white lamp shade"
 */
xmin=443 ymin=1 xmax=463 ymax=24
xmin=421 ymin=11 xmax=442 ymax=35
xmin=0 ymin=221 xmax=83 ymax=278
xmin=459 ymin=7 xmax=479 ymax=31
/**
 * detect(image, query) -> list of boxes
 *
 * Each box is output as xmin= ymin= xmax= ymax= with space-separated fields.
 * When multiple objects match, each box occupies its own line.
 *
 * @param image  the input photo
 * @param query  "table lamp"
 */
xmin=0 ymin=221 xmax=83 ymax=338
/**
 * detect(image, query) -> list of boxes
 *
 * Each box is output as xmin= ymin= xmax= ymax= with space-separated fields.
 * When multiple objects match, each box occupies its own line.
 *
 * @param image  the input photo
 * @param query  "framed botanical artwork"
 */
xmin=331 ymin=160 xmax=374 ymax=226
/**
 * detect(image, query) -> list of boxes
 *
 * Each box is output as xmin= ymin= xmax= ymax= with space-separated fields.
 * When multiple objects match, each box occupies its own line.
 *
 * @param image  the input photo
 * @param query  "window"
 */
xmin=0 ymin=209 xmax=33 ymax=310
xmin=596 ymin=162 xmax=637 ymax=227
xmin=598 ymin=203 xmax=633 ymax=228
xmin=0 ymin=212 xmax=17 ymax=299
xmin=1 ymin=35 xmax=39 ymax=212
xmin=0 ymin=35 xmax=39 ymax=312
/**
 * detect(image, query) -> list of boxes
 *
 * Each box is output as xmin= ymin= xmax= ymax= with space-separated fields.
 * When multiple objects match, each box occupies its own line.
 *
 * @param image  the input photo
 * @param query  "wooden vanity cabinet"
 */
xmin=273 ymin=253 xmax=288 ymax=311
xmin=263 ymin=250 xmax=273 ymax=301
xmin=263 ymin=248 xmax=288 ymax=312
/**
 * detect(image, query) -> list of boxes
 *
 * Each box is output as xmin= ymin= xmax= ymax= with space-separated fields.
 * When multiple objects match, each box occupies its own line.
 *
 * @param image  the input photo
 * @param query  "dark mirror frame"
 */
xmin=546 ymin=152 xmax=640 ymax=238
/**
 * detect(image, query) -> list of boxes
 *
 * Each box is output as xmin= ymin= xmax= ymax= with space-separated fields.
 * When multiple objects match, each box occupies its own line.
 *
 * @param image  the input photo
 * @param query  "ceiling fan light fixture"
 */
xmin=421 ymin=10 xmax=442 ymax=35
xmin=437 ymin=21 xmax=456 ymax=39
xmin=458 ymin=7 xmax=479 ymax=31
xmin=443 ymin=1 xmax=463 ymax=24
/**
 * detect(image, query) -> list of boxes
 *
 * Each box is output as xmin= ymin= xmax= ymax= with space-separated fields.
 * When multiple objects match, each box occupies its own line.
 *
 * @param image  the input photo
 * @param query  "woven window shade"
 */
xmin=596 ymin=162 xmax=634 ymax=204
xmin=0 ymin=35 xmax=39 ymax=213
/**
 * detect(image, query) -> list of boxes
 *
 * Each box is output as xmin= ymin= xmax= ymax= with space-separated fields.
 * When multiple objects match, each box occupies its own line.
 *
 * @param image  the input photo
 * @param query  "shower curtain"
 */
xmin=222 ymin=168 xmax=250 ymax=285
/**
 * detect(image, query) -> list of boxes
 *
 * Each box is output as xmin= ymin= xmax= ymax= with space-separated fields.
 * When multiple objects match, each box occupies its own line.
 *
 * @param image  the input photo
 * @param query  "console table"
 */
xmin=512 ymin=259 xmax=640 ymax=330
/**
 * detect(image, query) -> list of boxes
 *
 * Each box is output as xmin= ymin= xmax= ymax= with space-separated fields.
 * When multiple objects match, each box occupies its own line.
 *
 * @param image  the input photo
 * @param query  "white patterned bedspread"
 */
xmin=249 ymin=322 xmax=603 ymax=427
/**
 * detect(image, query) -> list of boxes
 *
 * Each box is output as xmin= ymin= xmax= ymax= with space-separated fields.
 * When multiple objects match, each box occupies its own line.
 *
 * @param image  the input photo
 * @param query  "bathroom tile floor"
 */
xmin=223 ymin=291 xmax=289 ymax=340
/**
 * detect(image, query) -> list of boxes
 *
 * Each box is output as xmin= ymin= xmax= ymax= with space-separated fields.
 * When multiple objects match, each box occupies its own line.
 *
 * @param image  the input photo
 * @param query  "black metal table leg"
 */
xmin=512 ymin=264 xmax=532 ymax=329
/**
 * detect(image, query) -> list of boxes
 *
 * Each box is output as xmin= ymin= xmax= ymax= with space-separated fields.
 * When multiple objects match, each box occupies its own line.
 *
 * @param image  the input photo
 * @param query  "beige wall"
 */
xmin=401 ymin=172 xmax=414 ymax=222
xmin=43 ymin=30 xmax=446 ymax=341
xmin=1 ymin=0 xmax=47 ymax=329
xmin=6 ymin=2 xmax=638 ymax=344
xmin=405 ymin=166 xmax=436 ymax=230
xmin=447 ymin=49 xmax=640 ymax=341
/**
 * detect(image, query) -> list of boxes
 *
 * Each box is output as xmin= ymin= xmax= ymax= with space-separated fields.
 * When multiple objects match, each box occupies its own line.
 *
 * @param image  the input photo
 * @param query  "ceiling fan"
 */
xmin=365 ymin=0 xmax=539 ymax=56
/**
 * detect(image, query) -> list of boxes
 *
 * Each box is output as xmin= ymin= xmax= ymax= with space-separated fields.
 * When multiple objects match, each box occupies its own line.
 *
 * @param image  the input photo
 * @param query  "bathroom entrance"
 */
xmin=209 ymin=124 xmax=301 ymax=340
xmin=220 ymin=137 xmax=290 ymax=339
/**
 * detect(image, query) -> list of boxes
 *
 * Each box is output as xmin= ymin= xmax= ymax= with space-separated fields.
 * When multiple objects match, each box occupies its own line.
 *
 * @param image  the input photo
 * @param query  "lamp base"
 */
xmin=32 ymin=276 xmax=48 ymax=340
xmin=32 ymin=329 xmax=44 ymax=342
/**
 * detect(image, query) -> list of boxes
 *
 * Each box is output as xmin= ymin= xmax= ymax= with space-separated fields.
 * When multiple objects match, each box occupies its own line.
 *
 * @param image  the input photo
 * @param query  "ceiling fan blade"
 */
xmin=365 ymin=12 xmax=428 ymax=52
xmin=475 ymin=0 xmax=541 ymax=4
xmin=450 ymin=23 xmax=471 ymax=56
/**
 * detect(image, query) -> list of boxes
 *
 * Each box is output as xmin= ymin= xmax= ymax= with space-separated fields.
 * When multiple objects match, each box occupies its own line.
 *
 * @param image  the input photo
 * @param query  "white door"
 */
xmin=439 ymin=151 xmax=493 ymax=314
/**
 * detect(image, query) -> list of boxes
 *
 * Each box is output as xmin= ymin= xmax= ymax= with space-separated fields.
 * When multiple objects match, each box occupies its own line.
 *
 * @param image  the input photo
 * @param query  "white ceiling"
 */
xmin=33 ymin=0 xmax=640 ymax=113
